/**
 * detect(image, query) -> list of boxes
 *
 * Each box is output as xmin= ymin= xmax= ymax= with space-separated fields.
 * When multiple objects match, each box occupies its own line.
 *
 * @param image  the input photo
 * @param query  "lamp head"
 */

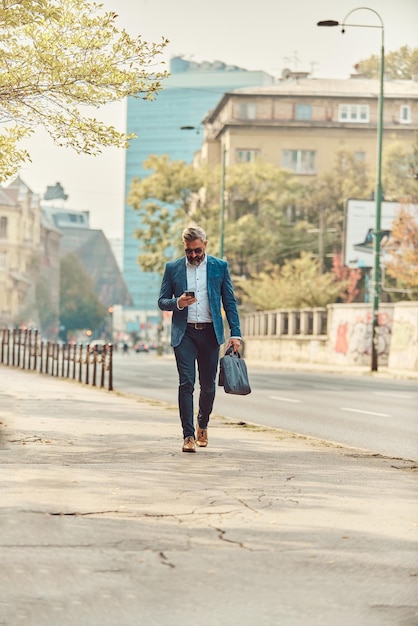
xmin=317 ymin=20 xmax=339 ymax=27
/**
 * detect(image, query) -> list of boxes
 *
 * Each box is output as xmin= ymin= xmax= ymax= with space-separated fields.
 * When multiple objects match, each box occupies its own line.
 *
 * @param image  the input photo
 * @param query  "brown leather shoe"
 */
xmin=196 ymin=428 xmax=208 ymax=447
xmin=182 ymin=436 xmax=196 ymax=453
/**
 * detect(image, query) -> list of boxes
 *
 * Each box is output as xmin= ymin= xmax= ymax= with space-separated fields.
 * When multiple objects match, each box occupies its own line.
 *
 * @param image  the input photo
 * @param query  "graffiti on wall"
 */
xmin=390 ymin=319 xmax=415 ymax=353
xmin=334 ymin=311 xmax=392 ymax=361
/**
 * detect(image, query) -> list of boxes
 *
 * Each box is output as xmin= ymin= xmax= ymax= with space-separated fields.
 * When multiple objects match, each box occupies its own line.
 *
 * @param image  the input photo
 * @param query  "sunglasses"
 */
xmin=185 ymin=247 xmax=204 ymax=255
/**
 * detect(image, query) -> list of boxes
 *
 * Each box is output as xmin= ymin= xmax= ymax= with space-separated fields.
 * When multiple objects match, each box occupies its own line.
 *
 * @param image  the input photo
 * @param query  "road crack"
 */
xmin=210 ymin=526 xmax=252 ymax=550
xmin=159 ymin=551 xmax=175 ymax=568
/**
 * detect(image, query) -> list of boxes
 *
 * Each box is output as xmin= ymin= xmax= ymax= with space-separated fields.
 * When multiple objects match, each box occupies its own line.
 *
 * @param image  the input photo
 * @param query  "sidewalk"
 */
xmin=1 ymin=366 xmax=417 ymax=626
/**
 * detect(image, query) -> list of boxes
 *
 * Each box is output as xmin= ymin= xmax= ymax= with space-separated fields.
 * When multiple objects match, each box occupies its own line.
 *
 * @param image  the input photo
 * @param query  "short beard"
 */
xmin=187 ymin=254 xmax=204 ymax=266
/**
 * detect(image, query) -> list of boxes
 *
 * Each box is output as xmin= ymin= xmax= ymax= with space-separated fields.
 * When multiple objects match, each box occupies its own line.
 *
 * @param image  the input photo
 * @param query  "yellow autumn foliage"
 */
xmin=0 ymin=0 xmax=168 ymax=180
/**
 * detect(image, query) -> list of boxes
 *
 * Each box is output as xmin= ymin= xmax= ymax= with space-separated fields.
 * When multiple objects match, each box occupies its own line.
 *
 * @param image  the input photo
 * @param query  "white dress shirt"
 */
xmin=186 ymin=256 xmax=212 ymax=323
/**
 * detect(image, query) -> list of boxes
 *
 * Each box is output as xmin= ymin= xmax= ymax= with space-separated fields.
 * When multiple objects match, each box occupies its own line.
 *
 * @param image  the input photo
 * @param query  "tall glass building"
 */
xmin=123 ymin=57 xmax=273 ymax=326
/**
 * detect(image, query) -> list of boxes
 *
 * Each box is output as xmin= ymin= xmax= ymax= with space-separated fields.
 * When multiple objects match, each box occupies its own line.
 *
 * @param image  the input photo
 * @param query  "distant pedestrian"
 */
xmin=122 ymin=342 xmax=129 ymax=355
xmin=158 ymin=225 xmax=241 ymax=453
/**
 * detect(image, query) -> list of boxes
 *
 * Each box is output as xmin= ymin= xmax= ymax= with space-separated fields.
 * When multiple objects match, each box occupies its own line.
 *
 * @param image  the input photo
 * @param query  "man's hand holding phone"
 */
xmin=179 ymin=291 xmax=197 ymax=308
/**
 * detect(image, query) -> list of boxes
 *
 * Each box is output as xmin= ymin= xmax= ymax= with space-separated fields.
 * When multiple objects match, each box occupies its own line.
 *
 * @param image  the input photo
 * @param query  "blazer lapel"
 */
xmin=206 ymin=256 xmax=215 ymax=297
xmin=177 ymin=258 xmax=187 ymax=293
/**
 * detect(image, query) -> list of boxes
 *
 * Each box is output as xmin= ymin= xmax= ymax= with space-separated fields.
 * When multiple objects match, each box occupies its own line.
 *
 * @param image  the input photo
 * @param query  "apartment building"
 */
xmin=0 ymin=178 xmax=42 ymax=327
xmin=199 ymin=76 xmax=418 ymax=178
xmin=0 ymin=178 xmax=133 ymax=333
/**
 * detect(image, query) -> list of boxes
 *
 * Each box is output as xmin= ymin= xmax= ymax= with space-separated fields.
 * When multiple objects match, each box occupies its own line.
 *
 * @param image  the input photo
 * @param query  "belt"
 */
xmin=187 ymin=322 xmax=213 ymax=330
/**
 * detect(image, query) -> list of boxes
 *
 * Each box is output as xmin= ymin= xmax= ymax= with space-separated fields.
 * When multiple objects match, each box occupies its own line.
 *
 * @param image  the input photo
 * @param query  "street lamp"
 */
xmin=219 ymin=143 xmax=226 ymax=259
xmin=318 ymin=7 xmax=384 ymax=372
xmin=180 ymin=125 xmax=226 ymax=258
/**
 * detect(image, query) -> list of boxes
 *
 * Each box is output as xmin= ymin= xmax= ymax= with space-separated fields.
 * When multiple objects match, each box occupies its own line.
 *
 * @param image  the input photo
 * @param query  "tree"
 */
xmin=355 ymin=46 xmax=418 ymax=79
xmin=331 ymin=254 xmax=362 ymax=303
xmin=238 ymin=253 xmax=346 ymax=311
xmin=0 ymin=0 xmax=168 ymax=181
xmin=382 ymin=139 xmax=418 ymax=202
xmin=59 ymin=253 xmax=106 ymax=340
xmin=127 ymin=155 xmax=203 ymax=274
xmin=128 ymin=156 xmax=306 ymax=276
xmin=302 ymin=149 xmax=371 ymax=220
xmin=214 ymin=161 xmax=304 ymax=274
xmin=127 ymin=150 xmax=373 ymax=284
xmin=35 ymin=275 xmax=58 ymax=337
xmin=386 ymin=204 xmax=418 ymax=299
xmin=298 ymin=150 xmax=371 ymax=271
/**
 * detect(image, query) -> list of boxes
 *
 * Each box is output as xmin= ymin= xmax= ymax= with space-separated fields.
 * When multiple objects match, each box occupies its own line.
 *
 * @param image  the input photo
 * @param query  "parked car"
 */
xmin=88 ymin=340 xmax=106 ymax=354
xmin=134 ymin=341 xmax=149 ymax=353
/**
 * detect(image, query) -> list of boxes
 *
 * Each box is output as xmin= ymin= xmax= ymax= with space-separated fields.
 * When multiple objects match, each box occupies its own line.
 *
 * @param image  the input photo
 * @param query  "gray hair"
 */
xmin=182 ymin=226 xmax=207 ymax=244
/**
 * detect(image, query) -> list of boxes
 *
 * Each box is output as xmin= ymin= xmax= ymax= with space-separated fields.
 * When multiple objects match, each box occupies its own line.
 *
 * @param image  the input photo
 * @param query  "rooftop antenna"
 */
xmin=283 ymin=51 xmax=301 ymax=71
xmin=310 ymin=61 xmax=319 ymax=76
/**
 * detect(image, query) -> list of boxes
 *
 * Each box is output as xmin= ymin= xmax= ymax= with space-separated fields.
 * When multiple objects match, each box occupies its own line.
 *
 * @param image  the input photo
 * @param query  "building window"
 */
xmin=338 ymin=104 xmax=369 ymax=123
xmin=0 ymin=251 xmax=7 ymax=268
xmin=400 ymin=105 xmax=411 ymax=124
xmin=239 ymin=102 xmax=256 ymax=120
xmin=295 ymin=104 xmax=312 ymax=121
xmin=0 ymin=216 xmax=8 ymax=239
xmin=282 ymin=150 xmax=316 ymax=174
xmin=236 ymin=149 xmax=260 ymax=163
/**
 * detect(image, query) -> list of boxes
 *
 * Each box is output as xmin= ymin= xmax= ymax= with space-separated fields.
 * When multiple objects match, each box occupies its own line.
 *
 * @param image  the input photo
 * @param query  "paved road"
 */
xmin=112 ymin=353 xmax=418 ymax=461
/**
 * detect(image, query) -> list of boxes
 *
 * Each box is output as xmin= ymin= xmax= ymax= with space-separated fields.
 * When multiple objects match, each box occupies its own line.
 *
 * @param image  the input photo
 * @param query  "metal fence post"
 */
xmin=100 ymin=346 xmax=105 ymax=388
xmin=108 ymin=344 xmax=113 ymax=391
xmin=85 ymin=345 xmax=90 ymax=385
xmin=65 ymin=344 xmax=70 ymax=379
xmin=33 ymin=330 xmax=38 ymax=371
xmin=72 ymin=344 xmax=77 ymax=380
xmin=17 ymin=329 xmax=22 ymax=367
xmin=92 ymin=346 xmax=98 ymax=386
xmin=78 ymin=344 xmax=83 ymax=383
xmin=22 ymin=329 xmax=28 ymax=369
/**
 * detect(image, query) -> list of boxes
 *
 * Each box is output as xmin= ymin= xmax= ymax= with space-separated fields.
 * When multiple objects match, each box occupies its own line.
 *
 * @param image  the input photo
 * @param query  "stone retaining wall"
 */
xmin=241 ymin=302 xmax=418 ymax=371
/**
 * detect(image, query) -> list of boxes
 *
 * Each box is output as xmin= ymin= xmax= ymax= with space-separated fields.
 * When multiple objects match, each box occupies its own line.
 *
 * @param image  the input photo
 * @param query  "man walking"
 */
xmin=158 ymin=226 xmax=241 ymax=452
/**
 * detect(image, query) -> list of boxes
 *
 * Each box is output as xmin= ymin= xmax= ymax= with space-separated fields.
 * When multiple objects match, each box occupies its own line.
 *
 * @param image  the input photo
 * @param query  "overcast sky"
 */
xmin=17 ymin=0 xmax=418 ymax=239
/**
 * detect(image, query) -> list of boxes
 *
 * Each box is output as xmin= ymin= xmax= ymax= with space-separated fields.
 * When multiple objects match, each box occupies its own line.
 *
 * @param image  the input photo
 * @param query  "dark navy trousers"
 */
xmin=173 ymin=324 xmax=220 ymax=438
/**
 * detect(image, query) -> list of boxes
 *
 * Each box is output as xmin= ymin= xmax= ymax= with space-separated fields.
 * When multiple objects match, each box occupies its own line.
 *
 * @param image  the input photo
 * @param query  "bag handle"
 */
xmin=225 ymin=346 xmax=241 ymax=358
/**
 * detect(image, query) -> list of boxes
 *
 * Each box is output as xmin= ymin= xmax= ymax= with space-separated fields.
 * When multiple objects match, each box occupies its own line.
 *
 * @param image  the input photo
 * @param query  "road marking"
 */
xmin=340 ymin=407 xmax=390 ymax=417
xmin=373 ymin=392 xmax=413 ymax=399
xmin=270 ymin=395 xmax=301 ymax=403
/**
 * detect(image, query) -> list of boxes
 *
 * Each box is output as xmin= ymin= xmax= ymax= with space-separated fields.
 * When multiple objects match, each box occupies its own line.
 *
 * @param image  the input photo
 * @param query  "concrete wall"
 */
xmin=241 ymin=302 xmax=418 ymax=372
xmin=327 ymin=303 xmax=393 ymax=367
xmin=388 ymin=302 xmax=418 ymax=371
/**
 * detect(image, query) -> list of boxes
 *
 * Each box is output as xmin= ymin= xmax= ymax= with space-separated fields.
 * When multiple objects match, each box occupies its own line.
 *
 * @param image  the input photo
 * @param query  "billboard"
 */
xmin=344 ymin=199 xmax=417 ymax=269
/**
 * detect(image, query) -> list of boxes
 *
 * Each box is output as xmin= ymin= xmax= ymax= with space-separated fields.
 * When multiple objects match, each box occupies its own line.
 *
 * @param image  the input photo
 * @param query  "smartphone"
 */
xmin=185 ymin=291 xmax=195 ymax=297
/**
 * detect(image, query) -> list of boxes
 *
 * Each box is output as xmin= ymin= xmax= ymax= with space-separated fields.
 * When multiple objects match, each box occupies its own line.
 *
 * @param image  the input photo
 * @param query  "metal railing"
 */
xmin=241 ymin=308 xmax=328 ymax=338
xmin=0 ymin=329 xmax=113 ymax=391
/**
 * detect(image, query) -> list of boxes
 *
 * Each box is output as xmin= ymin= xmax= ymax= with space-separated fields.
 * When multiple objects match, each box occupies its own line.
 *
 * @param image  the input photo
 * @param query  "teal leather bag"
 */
xmin=218 ymin=348 xmax=251 ymax=395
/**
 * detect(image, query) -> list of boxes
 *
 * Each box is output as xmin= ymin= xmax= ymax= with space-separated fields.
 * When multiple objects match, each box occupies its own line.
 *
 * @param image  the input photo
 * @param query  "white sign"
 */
xmin=344 ymin=199 xmax=416 ymax=269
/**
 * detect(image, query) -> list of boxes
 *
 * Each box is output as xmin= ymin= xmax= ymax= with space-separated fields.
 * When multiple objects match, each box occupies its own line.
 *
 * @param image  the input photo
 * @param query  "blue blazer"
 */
xmin=158 ymin=255 xmax=241 ymax=347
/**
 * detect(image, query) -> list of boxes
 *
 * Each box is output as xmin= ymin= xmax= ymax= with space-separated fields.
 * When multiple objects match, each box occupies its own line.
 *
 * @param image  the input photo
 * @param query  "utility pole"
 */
xmin=318 ymin=7 xmax=384 ymax=372
xmin=318 ymin=207 xmax=325 ymax=274
xmin=219 ymin=144 xmax=226 ymax=258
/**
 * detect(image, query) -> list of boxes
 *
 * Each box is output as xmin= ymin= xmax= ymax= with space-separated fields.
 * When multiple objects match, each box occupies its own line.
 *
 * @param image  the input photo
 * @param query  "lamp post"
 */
xmin=219 ymin=143 xmax=226 ymax=259
xmin=318 ymin=7 xmax=384 ymax=372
